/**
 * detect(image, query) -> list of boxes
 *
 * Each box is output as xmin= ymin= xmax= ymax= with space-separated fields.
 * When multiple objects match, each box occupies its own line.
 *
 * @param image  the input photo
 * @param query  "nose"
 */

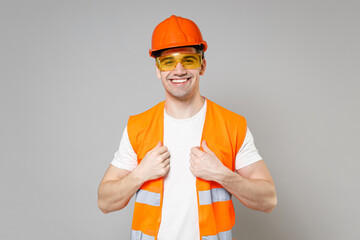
xmin=173 ymin=62 xmax=187 ymax=75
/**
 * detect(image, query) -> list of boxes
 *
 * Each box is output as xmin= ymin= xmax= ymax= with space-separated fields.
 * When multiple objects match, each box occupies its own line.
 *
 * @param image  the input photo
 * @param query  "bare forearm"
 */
xmin=97 ymin=169 xmax=144 ymax=213
xmin=214 ymin=168 xmax=277 ymax=213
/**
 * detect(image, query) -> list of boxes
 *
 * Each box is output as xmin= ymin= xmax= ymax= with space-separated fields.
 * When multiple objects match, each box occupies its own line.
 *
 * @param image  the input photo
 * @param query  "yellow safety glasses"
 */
xmin=156 ymin=53 xmax=202 ymax=71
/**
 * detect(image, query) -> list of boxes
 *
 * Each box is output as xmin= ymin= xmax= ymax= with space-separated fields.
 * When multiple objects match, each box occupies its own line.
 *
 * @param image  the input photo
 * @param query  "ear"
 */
xmin=155 ymin=63 xmax=162 ymax=79
xmin=200 ymin=59 xmax=206 ymax=75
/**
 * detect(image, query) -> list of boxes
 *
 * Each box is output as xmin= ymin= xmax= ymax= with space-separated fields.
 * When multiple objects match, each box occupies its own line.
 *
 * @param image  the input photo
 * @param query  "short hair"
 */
xmin=152 ymin=45 xmax=205 ymax=59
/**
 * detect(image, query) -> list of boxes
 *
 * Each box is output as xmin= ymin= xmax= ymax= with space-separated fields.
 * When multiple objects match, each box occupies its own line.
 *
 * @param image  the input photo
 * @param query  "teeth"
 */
xmin=172 ymin=79 xmax=188 ymax=83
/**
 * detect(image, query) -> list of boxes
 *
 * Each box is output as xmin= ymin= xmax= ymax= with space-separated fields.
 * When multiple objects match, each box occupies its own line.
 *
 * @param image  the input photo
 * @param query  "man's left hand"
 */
xmin=189 ymin=140 xmax=227 ymax=181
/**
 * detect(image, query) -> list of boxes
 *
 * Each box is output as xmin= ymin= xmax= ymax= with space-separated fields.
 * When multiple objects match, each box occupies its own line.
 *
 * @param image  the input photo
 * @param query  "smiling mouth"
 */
xmin=169 ymin=77 xmax=191 ymax=84
xmin=171 ymin=78 xmax=188 ymax=83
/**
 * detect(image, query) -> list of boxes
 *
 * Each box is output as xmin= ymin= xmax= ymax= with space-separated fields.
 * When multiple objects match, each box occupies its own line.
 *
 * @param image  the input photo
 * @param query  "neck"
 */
xmin=164 ymin=94 xmax=205 ymax=119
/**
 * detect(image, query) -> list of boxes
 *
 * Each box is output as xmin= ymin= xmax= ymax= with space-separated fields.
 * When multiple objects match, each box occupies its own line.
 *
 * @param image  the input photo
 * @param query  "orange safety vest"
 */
xmin=127 ymin=98 xmax=247 ymax=240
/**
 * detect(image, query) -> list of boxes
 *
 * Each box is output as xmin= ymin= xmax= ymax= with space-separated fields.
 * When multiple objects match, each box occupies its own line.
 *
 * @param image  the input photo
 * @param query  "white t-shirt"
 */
xmin=111 ymin=100 xmax=262 ymax=240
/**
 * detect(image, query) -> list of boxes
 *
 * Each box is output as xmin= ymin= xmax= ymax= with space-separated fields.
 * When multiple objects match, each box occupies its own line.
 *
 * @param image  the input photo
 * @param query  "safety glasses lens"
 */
xmin=156 ymin=53 xmax=202 ymax=71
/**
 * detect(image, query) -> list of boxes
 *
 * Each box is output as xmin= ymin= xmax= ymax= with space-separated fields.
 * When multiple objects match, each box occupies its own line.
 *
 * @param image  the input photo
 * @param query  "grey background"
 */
xmin=1 ymin=0 xmax=359 ymax=239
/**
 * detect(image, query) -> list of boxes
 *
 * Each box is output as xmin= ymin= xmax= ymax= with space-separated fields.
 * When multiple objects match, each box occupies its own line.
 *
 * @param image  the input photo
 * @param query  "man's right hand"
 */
xmin=135 ymin=142 xmax=170 ymax=182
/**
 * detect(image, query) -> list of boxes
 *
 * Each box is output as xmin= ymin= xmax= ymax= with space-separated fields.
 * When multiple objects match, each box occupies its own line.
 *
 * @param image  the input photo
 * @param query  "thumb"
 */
xmin=155 ymin=141 xmax=162 ymax=149
xmin=202 ymin=140 xmax=213 ymax=154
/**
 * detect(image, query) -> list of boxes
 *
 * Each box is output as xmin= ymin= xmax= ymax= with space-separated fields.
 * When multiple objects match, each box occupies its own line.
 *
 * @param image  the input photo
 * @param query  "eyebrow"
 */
xmin=161 ymin=56 xmax=175 ymax=61
xmin=183 ymin=56 xmax=197 ymax=60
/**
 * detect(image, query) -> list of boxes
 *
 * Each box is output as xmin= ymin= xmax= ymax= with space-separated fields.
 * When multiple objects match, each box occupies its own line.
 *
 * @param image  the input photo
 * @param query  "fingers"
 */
xmin=156 ymin=145 xmax=169 ymax=155
xmin=201 ymin=140 xmax=212 ymax=154
xmin=161 ymin=150 xmax=171 ymax=161
xmin=152 ymin=141 xmax=162 ymax=151
xmin=163 ymin=162 xmax=170 ymax=176
xmin=160 ymin=155 xmax=170 ymax=177
xmin=150 ymin=142 xmax=168 ymax=155
xmin=191 ymin=146 xmax=203 ymax=157
xmin=190 ymin=152 xmax=197 ymax=161
xmin=201 ymin=140 xmax=216 ymax=156
xmin=163 ymin=157 xmax=170 ymax=167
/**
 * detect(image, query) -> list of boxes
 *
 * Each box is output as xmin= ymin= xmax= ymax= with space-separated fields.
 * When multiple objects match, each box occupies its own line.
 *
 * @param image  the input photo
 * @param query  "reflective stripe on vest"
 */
xmin=202 ymin=228 xmax=233 ymax=240
xmin=198 ymin=188 xmax=232 ymax=205
xmin=135 ymin=189 xmax=160 ymax=206
xmin=131 ymin=230 xmax=155 ymax=240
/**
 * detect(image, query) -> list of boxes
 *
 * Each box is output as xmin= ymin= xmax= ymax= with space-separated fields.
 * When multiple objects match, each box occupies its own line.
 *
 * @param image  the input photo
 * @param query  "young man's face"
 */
xmin=155 ymin=47 xmax=206 ymax=101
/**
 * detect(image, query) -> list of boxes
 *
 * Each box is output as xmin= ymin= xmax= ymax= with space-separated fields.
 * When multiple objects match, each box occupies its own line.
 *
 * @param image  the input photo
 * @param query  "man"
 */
xmin=98 ymin=15 xmax=277 ymax=240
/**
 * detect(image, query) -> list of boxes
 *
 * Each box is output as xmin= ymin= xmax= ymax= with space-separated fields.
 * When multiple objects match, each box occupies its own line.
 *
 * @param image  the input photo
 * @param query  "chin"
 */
xmin=168 ymin=91 xmax=195 ymax=100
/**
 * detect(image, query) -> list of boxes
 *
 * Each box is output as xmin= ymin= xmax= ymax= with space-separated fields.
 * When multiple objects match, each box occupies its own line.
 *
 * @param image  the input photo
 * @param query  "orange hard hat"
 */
xmin=149 ymin=15 xmax=208 ymax=58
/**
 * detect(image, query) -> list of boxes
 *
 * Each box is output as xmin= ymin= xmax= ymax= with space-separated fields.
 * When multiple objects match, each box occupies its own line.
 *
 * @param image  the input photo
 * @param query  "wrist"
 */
xmin=215 ymin=167 xmax=241 ymax=185
xmin=212 ymin=165 xmax=233 ymax=183
xmin=132 ymin=166 xmax=147 ymax=185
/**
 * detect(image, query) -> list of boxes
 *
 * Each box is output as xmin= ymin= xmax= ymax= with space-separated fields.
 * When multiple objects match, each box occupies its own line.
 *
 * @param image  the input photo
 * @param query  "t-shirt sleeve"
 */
xmin=111 ymin=126 xmax=138 ymax=171
xmin=235 ymin=127 xmax=263 ymax=170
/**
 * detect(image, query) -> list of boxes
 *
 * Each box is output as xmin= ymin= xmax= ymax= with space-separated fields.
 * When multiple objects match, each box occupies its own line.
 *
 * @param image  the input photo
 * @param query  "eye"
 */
xmin=183 ymin=59 xmax=195 ymax=64
xmin=160 ymin=57 xmax=176 ymax=66
xmin=163 ymin=60 xmax=175 ymax=65
xmin=182 ymin=56 xmax=197 ymax=65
